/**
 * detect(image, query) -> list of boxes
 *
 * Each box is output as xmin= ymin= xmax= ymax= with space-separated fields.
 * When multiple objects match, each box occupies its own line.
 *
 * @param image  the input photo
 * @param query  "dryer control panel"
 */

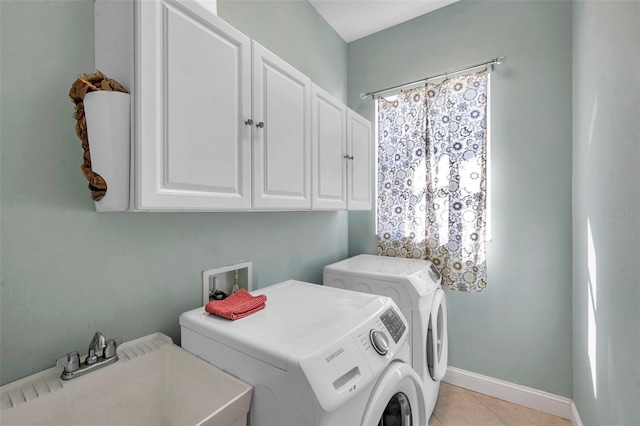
xmin=429 ymin=263 xmax=442 ymax=283
xmin=380 ymin=307 xmax=406 ymax=343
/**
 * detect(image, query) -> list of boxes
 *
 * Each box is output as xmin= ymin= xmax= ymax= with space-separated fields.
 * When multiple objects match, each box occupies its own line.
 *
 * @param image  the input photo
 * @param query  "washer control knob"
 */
xmin=370 ymin=329 xmax=389 ymax=356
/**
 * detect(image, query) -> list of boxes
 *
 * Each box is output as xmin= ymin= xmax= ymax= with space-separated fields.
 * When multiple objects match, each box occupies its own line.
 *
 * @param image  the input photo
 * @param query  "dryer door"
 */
xmin=361 ymin=361 xmax=426 ymax=426
xmin=427 ymin=288 xmax=448 ymax=381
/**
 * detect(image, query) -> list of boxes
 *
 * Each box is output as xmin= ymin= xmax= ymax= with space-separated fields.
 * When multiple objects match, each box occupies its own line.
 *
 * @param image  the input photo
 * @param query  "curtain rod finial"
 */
xmin=360 ymin=93 xmax=368 ymax=100
xmin=496 ymin=56 xmax=506 ymax=64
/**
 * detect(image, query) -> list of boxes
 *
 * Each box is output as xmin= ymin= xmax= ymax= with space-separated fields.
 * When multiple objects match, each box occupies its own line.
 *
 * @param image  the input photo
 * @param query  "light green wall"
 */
xmin=572 ymin=1 xmax=640 ymax=424
xmin=347 ymin=0 xmax=573 ymax=397
xmin=0 ymin=0 xmax=347 ymax=386
xmin=218 ymin=0 xmax=347 ymax=103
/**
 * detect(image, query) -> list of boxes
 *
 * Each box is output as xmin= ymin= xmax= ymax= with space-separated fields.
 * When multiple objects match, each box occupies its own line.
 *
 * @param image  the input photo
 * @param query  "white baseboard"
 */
xmin=443 ymin=367 xmax=574 ymax=421
xmin=571 ymin=401 xmax=584 ymax=426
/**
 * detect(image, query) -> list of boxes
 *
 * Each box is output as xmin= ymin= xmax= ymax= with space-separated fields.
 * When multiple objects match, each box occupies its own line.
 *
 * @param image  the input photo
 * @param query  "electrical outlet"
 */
xmin=202 ymin=261 xmax=252 ymax=306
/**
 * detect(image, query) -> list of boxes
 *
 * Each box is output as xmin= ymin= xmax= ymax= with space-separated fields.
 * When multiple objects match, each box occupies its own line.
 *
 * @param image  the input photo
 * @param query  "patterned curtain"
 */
xmin=377 ymin=87 xmax=429 ymax=259
xmin=377 ymin=70 xmax=488 ymax=292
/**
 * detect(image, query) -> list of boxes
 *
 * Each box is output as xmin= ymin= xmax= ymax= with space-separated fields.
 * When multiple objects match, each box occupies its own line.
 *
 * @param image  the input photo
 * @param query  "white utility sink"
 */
xmin=0 ymin=333 xmax=252 ymax=426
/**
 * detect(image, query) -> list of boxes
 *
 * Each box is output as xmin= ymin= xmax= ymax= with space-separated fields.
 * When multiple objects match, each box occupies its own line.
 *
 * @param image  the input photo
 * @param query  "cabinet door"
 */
xmin=346 ymin=109 xmax=373 ymax=210
xmin=311 ymin=84 xmax=347 ymax=210
xmin=137 ymin=0 xmax=252 ymax=210
xmin=252 ymin=42 xmax=311 ymax=210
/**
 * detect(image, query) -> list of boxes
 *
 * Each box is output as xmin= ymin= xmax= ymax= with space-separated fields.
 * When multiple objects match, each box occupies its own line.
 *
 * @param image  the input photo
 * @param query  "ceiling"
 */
xmin=308 ymin=0 xmax=459 ymax=43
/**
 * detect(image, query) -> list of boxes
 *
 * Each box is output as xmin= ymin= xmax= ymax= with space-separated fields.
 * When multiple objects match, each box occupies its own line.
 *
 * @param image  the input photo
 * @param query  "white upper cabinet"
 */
xmin=310 ymin=85 xmax=373 ymax=211
xmin=136 ymin=0 xmax=252 ymax=210
xmin=95 ymin=0 xmax=371 ymax=211
xmin=311 ymin=84 xmax=347 ymax=210
xmin=347 ymin=110 xmax=373 ymax=210
xmin=252 ymin=42 xmax=311 ymax=210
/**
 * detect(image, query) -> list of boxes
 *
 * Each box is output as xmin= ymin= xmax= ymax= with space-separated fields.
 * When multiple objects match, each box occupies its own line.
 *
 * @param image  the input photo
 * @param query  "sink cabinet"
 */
xmin=95 ymin=0 xmax=370 ymax=211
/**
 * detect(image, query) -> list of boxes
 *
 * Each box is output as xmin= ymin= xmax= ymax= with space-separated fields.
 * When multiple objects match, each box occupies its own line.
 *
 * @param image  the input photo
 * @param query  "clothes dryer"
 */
xmin=324 ymin=254 xmax=448 ymax=418
xmin=180 ymin=280 xmax=427 ymax=426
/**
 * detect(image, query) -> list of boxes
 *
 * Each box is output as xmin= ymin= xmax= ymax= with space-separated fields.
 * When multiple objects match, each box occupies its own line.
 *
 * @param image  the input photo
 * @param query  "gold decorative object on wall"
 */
xmin=69 ymin=71 xmax=128 ymax=202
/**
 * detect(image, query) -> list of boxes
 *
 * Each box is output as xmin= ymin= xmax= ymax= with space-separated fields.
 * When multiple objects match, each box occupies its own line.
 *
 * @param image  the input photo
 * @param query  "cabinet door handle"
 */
xmin=344 ymin=155 xmax=354 ymax=160
xmin=244 ymin=119 xmax=254 ymax=126
xmin=256 ymin=122 xmax=264 ymax=128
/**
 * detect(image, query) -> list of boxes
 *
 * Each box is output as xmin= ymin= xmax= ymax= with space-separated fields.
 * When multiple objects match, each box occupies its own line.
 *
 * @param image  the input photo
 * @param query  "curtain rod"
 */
xmin=360 ymin=56 xmax=506 ymax=100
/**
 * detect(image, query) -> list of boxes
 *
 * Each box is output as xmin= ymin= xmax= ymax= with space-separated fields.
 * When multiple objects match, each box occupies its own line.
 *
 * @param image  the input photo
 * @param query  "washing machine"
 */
xmin=324 ymin=254 xmax=448 ymax=418
xmin=180 ymin=280 xmax=427 ymax=426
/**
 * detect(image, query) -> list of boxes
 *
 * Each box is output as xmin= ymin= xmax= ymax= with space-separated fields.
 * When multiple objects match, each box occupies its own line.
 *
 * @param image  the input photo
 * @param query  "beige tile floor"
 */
xmin=428 ymin=383 xmax=572 ymax=426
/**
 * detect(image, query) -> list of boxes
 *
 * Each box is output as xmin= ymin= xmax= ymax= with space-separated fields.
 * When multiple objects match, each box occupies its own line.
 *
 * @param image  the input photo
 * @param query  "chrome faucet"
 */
xmin=56 ymin=332 xmax=122 ymax=380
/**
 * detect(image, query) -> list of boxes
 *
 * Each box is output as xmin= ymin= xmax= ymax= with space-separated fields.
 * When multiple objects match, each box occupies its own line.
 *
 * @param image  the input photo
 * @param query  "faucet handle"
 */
xmin=103 ymin=338 xmax=123 ymax=359
xmin=56 ymin=351 xmax=80 ymax=373
xmin=87 ymin=332 xmax=106 ymax=365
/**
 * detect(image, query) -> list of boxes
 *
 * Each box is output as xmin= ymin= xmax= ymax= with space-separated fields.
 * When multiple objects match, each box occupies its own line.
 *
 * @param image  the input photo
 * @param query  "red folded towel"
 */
xmin=205 ymin=289 xmax=267 ymax=320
